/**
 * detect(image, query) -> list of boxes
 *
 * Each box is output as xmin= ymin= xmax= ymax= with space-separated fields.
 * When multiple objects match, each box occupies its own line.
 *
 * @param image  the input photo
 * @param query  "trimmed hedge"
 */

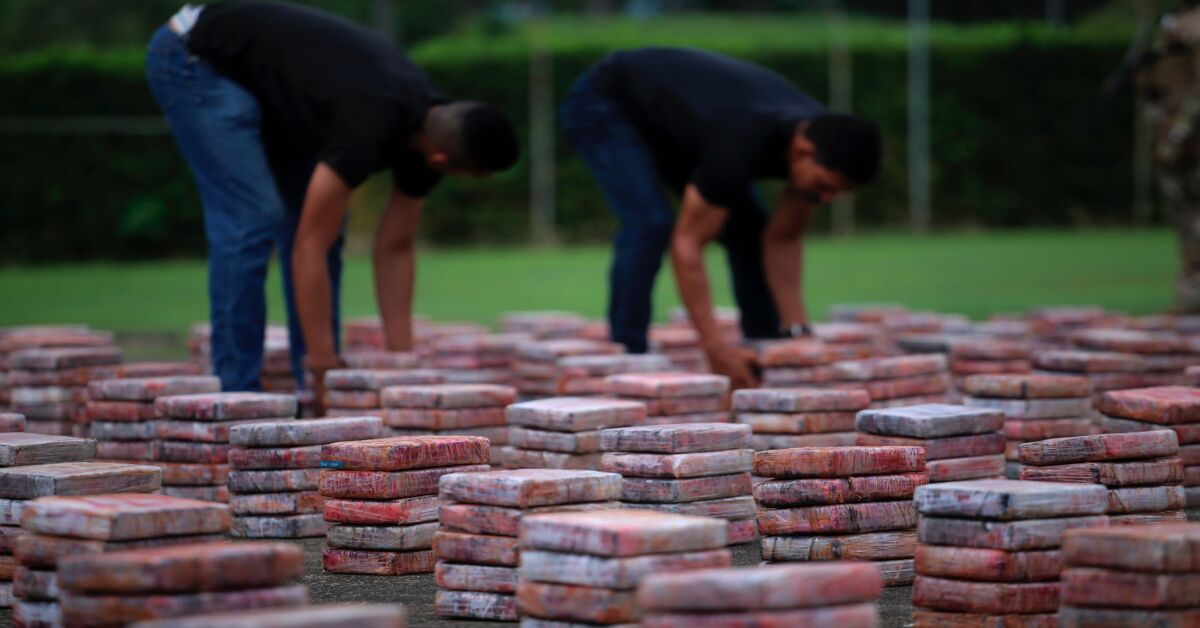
xmin=0 ymin=15 xmax=1145 ymax=261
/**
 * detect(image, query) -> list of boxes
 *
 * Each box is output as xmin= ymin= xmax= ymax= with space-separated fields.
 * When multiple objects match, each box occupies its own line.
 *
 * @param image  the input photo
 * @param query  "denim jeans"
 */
xmin=146 ymin=25 xmax=342 ymax=391
xmin=561 ymin=72 xmax=781 ymax=353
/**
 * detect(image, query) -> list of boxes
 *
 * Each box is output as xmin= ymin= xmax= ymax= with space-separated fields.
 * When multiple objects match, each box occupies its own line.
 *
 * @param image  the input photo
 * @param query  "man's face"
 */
xmin=789 ymin=152 xmax=853 ymax=205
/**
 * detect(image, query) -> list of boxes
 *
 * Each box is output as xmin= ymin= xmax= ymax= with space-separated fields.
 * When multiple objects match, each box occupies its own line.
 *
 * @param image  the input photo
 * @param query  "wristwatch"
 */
xmin=783 ymin=322 xmax=813 ymax=338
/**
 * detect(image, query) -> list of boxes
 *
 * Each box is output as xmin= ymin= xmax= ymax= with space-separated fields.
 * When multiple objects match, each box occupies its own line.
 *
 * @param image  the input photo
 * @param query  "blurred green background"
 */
xmin=0 ymin=1 xmax=1182 ymax=336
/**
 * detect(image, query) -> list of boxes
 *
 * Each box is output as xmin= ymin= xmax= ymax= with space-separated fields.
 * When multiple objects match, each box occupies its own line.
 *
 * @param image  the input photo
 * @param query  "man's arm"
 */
xmin=373 ymin=188 xmax=423 ymax=352
xmin=762 ymin=186 xmax=816 ymax=332
xmin=671 ymin=184 xmax=759 ymax=388
xmin=292 ymin=163 xmax=353 ymax=412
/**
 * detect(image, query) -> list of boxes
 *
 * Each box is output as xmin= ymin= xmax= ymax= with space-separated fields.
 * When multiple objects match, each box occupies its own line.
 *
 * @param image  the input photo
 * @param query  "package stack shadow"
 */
xmin=320 ymin=435 xmax=491 ymax=575
xmin=830 ymin=355 xmax=952 ymax=409
xmin=0 ymin=457 xmax=162 ymax=625
xmin=377 ymin=384 xmax=515 ymax=453
xmin=513 ymin=339 xmax=625 ymax=399
xmin=0 ymin=432 xmax=97 ymax=611
xmin=86 ymin=376 xmax=220 ymax=467
xmin=756 ymin=340 xmax=837 ymax=389
xmin=13 ymin=493 xmax=231 ymax=627
xmin=754 ymin=445 xmax=925 ymax=585
xmin=947 ymin=340 xmax=1034 ymax=401
xmin=433 ymin=468 xmax=622 ymax=621
xmin=322 ymin=369 xmax=445 ymax=419
xmin=1070 ymin=329 xmax=1193 ymax=387
xmin=1019 ymin=430 xmax=1187 ymax=525
xmin=606 ymin=372 xmax=731 ymax=425
xmin=636 ymin=563 xmax=883 ymax=628
xmin=425 ymin=334 xmax=530 ymax=387
xmin=154 ymin=392 xmax=298 ymax=503
xmin=1096 ymin=386 xmax=1200 ymax=509
xmin=506 ymin=397 xmax=646 ymax=471
xmin=911 ymin=479 xmax=1109 ymax=627
xmin=599 ymin=423 xmax=757 ymax=546
xmin=227 ymin=416 xmax=384 ymax=539
xmin=56 ymin=540 xmax=306 ymax=626
xmin=1059 ymin=522 xmax=1200 ymax=626
xmin=516 ymin=509 xmax=732 ymax=626
xmin=550 ymin=354 xmax=672 ymax=397
xmin=856 ymin=403 xmax=1007 ymax=483
xmin=961 ymin=374 xmax=1094 ymax=479
xmin=733 ymin=388 xmax=869 ymax=451
xmin=9 ymin=347 xmax=122 ymax=437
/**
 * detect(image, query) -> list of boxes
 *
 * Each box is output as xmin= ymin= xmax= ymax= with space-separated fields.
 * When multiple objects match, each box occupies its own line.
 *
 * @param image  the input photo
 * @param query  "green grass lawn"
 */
xmin=0 ymin=229 xmax=1177 ymax=335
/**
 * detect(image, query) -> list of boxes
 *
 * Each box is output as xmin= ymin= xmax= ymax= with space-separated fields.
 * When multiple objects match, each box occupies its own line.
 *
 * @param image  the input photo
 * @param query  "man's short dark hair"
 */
xmin=804 ymin=114 xmax=882 ymax=185
xmin=427 ymin=102 xmax=520 ymax=172
xmin=459 ymin=103 xmax=519 ymax=172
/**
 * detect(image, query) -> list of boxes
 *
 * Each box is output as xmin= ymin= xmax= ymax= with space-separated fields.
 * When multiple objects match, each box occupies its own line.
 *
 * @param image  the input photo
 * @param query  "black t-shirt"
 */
xmin=188 ymin=1 xmax=445 ymax=195
xmin=590 ymin=47 xmax=825 ymax=211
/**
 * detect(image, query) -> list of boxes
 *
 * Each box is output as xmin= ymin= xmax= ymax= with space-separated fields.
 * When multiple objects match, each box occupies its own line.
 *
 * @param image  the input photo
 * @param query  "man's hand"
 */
xmin=304 ymin=353 xmax=346 ymax=418
xmin=705 ymin=341 xmax=760 ymax=390
xmin=292 ymin=162 xmax=352 ymax=416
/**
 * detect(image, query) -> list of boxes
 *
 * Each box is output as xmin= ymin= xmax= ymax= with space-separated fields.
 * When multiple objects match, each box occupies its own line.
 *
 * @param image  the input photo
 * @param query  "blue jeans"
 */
xmin=561 ymin=73 xmax=781 ymax=353
xmin=146 ymin=25 xmax=342 ymax=391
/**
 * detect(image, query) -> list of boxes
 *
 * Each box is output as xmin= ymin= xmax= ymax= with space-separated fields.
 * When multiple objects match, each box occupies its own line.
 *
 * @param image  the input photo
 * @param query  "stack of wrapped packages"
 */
xmin=549 ymin=354 xmax=672 ymax=398
xmin=424 ymin=334 xmax=529 ymax=386
xmin=513 ymin=339 xmax=624 ymax=399
xmin=961 ymin=374 xmax=1094 ymax=478
xmin=756 ymin=340 xmax=837 ymax=389
xmin=754 ymin=445 xmax=925 ymax=585
xmin=13 ymin=493 xmax=230 ymax=626
xmin=733 ymin=388 xmax=868 ymax=451
xmin=9 ymin=346 xmax=121 ymax=436
xmin=947 ymin=339 xmax=1033 ymax=400
xmin=322 ymin=368 xmax=445 ymax=420
xmin=378 ymin=384 xmax=515 ymax=452
xmin=1019 ymin=430 xmax=1186 ymax=525
xmin=433 ymin=468 xmax=622 ymax=621
xmin=830 ymin=355 xmax=952 ymax=409
xmin=606 ymin=372 xmax=730 ymax=425
xmin=1059 ymin=522 xmax=1200 ymax=627
xmin=856 ymin=403 xmax=1007 ymax=483
xmin=1097 ymin=386 xmax=1200 ymax=508
xmin=86 ymin=375 xmax=220 ymax=465
xmin=516 ymin=509 xmax=731 ymax=626
xmin=499 ymin=311 xmax=587 ymax=340
xmin=813 ymin=322 xmax=886 ymax=360
xmin=506 ymin=397 xmax=646 ymax=471
xmin=0 ymin=432 xmax=98 ymax=609
xmin=911 ymin=479 xmax=1108 ymax=627
xmin=320 ymin=436 xmax=491 ymax=576
xmin=227 ymin=416 xmax=383 ymax=539
xmin=56 ymin=540 xmax=307 ymax=626
xmin=1032 ymin=350 xmax=1151 ymax=403
xmin=1070 ymin=328 xmax=1193 ymax=387
xmin=154 ymin=392 xmax=298 ymax=503
xmin=636 ymin=563 xmax=883 ymax=628
xmin=600 ymin=423 xmax=757 ymax=545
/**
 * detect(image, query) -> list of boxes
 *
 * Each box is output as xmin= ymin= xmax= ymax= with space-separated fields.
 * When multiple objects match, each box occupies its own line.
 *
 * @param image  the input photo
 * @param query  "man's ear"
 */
xmin=791 ymin=132 xmax=816 ymax=160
